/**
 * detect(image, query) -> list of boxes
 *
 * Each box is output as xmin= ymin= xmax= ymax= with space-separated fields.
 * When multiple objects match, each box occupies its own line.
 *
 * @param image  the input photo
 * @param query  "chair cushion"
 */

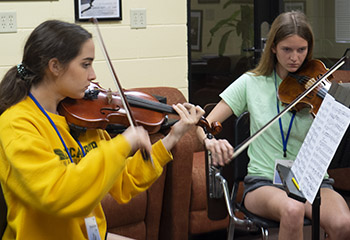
xmin=190 ymin=151 xmax=229 ymax=234
xmin=189 ymin=210 xmax=229 ymax=235
xmin=191 ymin=151 xmax=207 ymax=211
xmin=102 ymin=193 xmax=147 ymax=229
xmin=107 ymin=222 xmax=145 ymax=240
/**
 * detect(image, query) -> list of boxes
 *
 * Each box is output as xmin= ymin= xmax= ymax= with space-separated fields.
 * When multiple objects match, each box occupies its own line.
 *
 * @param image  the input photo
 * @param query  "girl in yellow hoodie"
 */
xmin=0 ymin=20 xmax=204 ymax=240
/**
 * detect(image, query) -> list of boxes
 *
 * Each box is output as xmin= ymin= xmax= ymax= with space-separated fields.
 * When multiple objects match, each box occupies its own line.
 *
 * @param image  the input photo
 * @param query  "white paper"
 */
xmin=291 ymin=94 xmax=350 ymax=203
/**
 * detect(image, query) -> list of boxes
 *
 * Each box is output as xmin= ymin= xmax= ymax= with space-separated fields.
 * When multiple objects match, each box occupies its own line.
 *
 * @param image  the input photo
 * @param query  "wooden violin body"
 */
xmin=278 ymin=59 xmax=331 ymax=116
xmin=59 ymin=82 xmax=169 ymax=134
xmin=59 ymin=82 xmax=222 ymax=135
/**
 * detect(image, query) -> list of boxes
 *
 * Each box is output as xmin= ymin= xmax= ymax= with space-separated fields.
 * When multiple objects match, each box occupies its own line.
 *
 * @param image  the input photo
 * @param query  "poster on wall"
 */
xmin=190 ymin=10 xmax=203 ymax=51
xmin=284 ymin=2 xmax=305 ymax=13
xmin=75 ymin=0 xmax=122 ymax=21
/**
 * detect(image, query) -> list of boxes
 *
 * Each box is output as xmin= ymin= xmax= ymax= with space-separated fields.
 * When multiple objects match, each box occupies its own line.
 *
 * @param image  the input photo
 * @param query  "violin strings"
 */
xmin=126 ymin=95 xmax=176 ymax=114
xmin=295 ymin=75 xmax=327 ymax=99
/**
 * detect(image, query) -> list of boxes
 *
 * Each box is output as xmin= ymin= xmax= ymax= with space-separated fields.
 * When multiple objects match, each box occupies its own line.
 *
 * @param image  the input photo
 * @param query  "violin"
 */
xmin=59 ymin=82 xmax=166 ymax=134
xmin=278 ymin=59 xmax=331 ymax=116
xmin=58 ymin=82 xmax=222 ymax=135
xmin=231 ymin=56 xmax=346 ymax=159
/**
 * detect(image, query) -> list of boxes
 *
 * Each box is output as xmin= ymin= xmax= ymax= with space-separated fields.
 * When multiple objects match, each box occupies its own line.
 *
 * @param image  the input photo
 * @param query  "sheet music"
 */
xmin=291 ymin=94 xmax=350 ymax=203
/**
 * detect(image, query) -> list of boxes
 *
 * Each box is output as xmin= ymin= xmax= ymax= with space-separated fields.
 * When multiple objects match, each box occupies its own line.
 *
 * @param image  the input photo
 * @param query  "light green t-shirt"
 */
xmin=220 ymin=71 xmax=314 ymax=180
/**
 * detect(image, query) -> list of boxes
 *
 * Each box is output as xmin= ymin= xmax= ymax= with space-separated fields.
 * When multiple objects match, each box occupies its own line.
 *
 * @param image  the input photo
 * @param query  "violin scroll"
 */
xmin=197 ymin=117 xmax=222 ymax=135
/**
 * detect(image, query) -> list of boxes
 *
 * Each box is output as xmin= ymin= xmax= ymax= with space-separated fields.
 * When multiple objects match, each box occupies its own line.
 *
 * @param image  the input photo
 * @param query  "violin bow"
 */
xmin=91 ymin=18 xmax=153 ymax=164
xmin=232 ymin=56 xmax=347 ymax=159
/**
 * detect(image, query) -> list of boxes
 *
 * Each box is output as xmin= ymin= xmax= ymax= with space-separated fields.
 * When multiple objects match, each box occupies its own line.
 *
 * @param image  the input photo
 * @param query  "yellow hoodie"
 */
xmin=0 ymin=97 xmax=172 ymax=240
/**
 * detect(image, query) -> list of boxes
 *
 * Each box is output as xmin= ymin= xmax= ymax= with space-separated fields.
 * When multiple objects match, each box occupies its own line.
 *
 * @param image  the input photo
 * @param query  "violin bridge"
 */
xmin=107 ymin=88 xmax=113 ymax=104
xmin=305 ymin=78 xmax=316 ymax=89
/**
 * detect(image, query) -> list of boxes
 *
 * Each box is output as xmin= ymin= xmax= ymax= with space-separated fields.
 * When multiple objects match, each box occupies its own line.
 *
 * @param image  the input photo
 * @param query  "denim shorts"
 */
xmin=242 ymin=175 xmax=334 ymax=203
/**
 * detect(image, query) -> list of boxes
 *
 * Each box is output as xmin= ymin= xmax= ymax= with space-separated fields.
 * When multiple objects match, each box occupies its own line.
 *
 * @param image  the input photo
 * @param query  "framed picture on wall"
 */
xmin=284 ymin=2 xmax=305 ymax=13
xmin=198 ymin=0 xmax=220 ymax=3
xmin=190 ymin=10 xmax=203 ymax=51
xmin=75 ymin=0 xmax=122 ymax=21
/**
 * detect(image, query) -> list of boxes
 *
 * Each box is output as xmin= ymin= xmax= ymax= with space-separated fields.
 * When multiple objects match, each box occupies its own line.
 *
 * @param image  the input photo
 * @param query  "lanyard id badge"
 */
xmin=273 ymin=159 xmax=293 ymax=185
xmin=85 ymin=216 xmax=101 ymax=240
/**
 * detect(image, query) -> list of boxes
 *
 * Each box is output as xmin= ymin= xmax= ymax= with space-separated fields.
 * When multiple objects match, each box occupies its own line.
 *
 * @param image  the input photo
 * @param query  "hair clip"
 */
xmin=17 ymin=63 xmax=28 ymax=80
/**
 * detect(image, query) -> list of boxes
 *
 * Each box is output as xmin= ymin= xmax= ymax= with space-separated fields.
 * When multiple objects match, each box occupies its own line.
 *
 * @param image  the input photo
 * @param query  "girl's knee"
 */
xmin=325 ymin=215 xmax=350 ymax=240
xmin=280 ymin=201 xmax=305 ymax=226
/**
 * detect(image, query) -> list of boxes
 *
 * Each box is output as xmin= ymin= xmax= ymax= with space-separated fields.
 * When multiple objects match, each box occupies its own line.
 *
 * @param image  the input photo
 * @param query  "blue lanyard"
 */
xmin=29 ymin=93 xmax=86 ymax=163
xmin=274 ymin=71 xmax=296 ymax=158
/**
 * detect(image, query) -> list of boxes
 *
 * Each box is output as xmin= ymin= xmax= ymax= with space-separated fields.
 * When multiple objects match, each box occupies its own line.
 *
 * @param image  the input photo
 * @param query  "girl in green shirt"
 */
xmin=198 ymin=11 xmax=350 ymax=240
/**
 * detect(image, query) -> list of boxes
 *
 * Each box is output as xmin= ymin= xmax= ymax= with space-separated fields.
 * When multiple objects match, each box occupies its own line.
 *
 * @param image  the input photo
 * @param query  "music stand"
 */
xmin=277 ymin=81 xmax=350 ymax=240
xmin=277 ymin=164 xmax=320 ymax=239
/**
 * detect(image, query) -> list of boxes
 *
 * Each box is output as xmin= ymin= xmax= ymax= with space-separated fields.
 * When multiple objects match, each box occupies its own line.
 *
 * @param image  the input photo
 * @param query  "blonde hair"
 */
xmin=251 ymin=11 xmax=314 ymax=76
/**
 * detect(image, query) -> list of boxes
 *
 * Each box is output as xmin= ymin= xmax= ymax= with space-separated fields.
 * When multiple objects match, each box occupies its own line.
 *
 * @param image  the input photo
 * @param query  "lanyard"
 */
xmin=274 ymin=71 xmax=296 ymax=158
xmin=29 ymin=93 xmax=86 ymax=163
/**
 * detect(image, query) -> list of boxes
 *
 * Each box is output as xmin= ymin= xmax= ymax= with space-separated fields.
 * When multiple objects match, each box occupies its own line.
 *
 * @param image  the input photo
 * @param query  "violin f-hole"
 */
xmin=100 ymin=106 xmax=121 ymax=115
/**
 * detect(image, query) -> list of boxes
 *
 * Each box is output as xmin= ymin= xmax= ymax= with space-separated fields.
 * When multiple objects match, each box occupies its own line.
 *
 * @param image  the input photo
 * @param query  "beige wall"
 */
xmin=0 ymin=0 xmax=189 ymax=98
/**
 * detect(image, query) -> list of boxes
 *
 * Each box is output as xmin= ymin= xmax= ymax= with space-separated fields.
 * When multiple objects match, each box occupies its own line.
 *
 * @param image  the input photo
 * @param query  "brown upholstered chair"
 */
xmin=158 ymin=126 xmax=231 ymax=240
xmin=188 ymin=151 xmax=230 ymax=235
xmin=187 ymin=103 xmax=239 ymax=237
xmin=101 ymin=131 xmax=167 ymax=240
xmin=102 ymin=86 xmax=197 ymax=240
xmin=159 ymin=103 xmax=237 ymax=239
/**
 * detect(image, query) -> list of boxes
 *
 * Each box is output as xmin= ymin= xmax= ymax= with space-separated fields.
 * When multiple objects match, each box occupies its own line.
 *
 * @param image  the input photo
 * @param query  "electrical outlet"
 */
xmin=130 ymin=9 xmax=146 ymax=29
xmin=0 ymin=12 xmax=17 ymax=33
